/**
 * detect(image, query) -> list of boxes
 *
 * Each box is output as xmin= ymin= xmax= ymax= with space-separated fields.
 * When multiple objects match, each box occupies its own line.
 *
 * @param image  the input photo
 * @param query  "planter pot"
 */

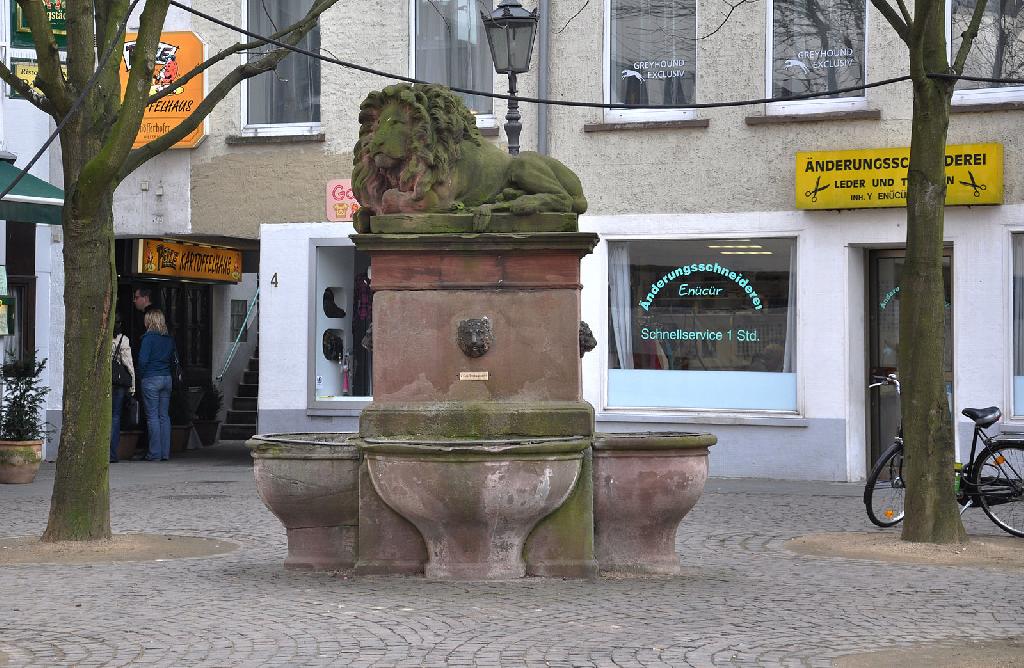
xmin=171 ymin=424 xmax=192 ymax=453
xmin=248 ymin=433 xmax=360 ymax=570
xmin=193 ymin=419 xmax=220 ymax=447
xmin=117 ymin=430 xmax=142 ymax=460
xmin=358 ymin=437 xmax=588 ymax=581
xmin=593 ymin=432 xmax=716 ymax=575
xmin=0 ymin=440 xmax=43 ymax=484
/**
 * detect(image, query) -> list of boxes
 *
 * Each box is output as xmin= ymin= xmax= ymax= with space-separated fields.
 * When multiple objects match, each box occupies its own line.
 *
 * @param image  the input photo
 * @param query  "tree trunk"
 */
xmin=41 ymin=186 xmax=116 ymax=542
xmin=899 ymin=70 xmax=967 ymax=544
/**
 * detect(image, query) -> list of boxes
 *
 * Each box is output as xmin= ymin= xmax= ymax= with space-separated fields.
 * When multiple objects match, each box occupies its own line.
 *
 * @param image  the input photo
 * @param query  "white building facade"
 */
xmin=184 ymin=0 xmax=1024 ymax=480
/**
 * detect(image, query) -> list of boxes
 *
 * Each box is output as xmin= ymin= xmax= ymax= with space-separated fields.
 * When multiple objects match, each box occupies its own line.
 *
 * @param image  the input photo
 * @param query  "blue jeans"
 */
xmin=141 ymin=375 xmax=172 ymax=460
xmin=110 ymin=385 xmax=127 ymax=461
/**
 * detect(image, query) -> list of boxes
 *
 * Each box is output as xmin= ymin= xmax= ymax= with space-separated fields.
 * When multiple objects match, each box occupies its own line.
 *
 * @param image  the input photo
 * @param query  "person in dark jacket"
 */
xmin=138 ymin=309 xmax=176 ymax=461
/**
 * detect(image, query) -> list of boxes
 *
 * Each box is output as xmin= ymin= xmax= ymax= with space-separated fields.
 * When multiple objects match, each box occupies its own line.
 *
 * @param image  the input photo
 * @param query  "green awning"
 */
xmin=0 ymin=162 xmax=64 ymax=226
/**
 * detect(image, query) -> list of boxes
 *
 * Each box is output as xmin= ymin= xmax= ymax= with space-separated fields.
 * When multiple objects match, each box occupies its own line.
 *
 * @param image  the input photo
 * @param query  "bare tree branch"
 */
xmin=952 ymin=0 xmax=991 ymax=74
xmin=145 ymin=5 xmax=327 ymax=107
xmin=65 ymin=0 xmax=102 ymax=93
xmin=869 ymin=0 xmax=911 ymax=44
xmin=894 ymin=0 xmax=913 ymax=26
xmin=0 ymin=60 xmax=56 ymax=115
xmin=76 ymin=0 xmax=173 ymax=195
xmin=119 ymin=0 xmax=336 ymax=179
xmin=700 ymin=0 xmax=758 ymax=40
xmin=14 ymin=0 xmax=72 ymax=113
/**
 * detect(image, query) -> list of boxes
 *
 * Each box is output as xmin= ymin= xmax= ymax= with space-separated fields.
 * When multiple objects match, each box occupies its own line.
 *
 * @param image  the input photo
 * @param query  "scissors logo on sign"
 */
xmin=959 ymin=170 xmax=988 ymax=198
xmin=804 ymin=175 xmax=830 ymax=203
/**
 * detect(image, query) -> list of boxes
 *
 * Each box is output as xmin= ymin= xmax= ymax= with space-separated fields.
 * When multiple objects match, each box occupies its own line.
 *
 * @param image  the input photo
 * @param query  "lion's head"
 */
xmin=352 ymin=83 xmax=482 ymax=214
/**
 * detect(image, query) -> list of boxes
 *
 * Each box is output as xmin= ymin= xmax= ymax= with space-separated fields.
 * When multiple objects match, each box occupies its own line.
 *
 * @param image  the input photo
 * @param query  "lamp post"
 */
xmin=481 ymin=0 xmax=538 ymax=156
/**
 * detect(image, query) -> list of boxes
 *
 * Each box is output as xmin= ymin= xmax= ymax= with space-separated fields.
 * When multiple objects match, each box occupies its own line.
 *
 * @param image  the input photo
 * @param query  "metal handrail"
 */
xmin=216 ymin=285 xmax=259 ymax=385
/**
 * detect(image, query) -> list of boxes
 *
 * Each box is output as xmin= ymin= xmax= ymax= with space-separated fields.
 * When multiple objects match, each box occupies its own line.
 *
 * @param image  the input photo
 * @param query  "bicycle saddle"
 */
xmin=962 ymin=406 xmax=1001 ymax=427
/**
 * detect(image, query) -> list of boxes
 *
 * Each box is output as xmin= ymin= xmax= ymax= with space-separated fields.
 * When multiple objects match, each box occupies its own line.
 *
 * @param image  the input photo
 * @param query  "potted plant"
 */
xmin=193 ymin=385 xmax=223 ymax=447
xmin=0 ymin=354 xmax=50 ymax=484
xmin=169 ymin=386 xmax=194 ymax=454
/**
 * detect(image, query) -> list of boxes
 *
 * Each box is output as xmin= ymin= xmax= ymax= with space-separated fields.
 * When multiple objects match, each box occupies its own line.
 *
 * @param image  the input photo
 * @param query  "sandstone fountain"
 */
xmin=249 ymin=83 xmax=715 ymax=579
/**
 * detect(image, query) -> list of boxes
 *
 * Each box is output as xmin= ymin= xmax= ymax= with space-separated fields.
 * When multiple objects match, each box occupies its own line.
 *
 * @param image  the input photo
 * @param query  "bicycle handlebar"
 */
xmin=868 ymin=373 xmax=900 ymax=393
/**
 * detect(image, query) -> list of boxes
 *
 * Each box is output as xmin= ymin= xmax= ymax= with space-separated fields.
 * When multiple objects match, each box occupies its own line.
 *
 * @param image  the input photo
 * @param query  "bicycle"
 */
xmin=863 ymin=373 xmax=1024 ymax=537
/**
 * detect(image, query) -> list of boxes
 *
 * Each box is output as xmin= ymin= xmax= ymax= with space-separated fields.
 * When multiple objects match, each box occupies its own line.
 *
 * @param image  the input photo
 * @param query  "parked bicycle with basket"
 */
xmin=864 ymin=373 xmax=1024 ymax=537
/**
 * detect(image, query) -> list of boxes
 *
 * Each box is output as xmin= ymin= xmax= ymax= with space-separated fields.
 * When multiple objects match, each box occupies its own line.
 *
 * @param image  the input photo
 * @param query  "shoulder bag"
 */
xmin=111 ymin=335 xmax=133 ymax=388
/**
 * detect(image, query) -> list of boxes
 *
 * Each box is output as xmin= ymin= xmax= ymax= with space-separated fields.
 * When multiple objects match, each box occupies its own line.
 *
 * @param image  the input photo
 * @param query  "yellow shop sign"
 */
xmin=136 ymin=239 xmax=242 ymax=283
xmin=796 ymin=143 xmax=1003 ymax=210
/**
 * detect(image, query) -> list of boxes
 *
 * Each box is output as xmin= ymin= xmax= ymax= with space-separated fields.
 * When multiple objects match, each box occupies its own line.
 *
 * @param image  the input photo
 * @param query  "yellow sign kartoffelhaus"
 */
xmin=119 ymin=31 xmax=206 ymax=149
xmin=796 ymin=143 xmax=1003 ymax=210
xmin=137 ymin=239 xmax=242 ymax=283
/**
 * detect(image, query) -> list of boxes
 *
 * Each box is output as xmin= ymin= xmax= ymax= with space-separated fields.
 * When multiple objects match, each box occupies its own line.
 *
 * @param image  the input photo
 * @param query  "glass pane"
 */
xmin=1014 ymin=236 xmax=1024 ymax=414
xmin=609 ymin=0 xmax=696 ymax=106
xmin=415 ymin=0 xmax=494 ymax=115
xmin=607 ymin=238 xmax=796 ymax=410
xmin=868 ymin=252 xmax=953 ymax=459
xmin=772 ymin=0 xmax=866 ymax=99
xmin=952 ymin=0 xmax=1024 ymax=91
xmin=247 ymin=0 xmax=321 ymax=124
xmin=230 ymin=299 xmax=249 ymax=343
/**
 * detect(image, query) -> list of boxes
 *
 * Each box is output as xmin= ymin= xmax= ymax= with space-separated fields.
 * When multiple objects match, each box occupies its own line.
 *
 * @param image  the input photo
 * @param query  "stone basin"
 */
xmin=357 ymin=436 xmax=589 ymax=581
xmin=592 ymin=432 xmax=716 ymax=575
xmin=247 ymin=433 xmax=360 ymax=571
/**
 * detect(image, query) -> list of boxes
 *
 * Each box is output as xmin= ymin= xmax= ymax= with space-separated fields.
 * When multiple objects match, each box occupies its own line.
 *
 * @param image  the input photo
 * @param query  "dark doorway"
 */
xmin=118 ymin=281 xmax=212 ymax=384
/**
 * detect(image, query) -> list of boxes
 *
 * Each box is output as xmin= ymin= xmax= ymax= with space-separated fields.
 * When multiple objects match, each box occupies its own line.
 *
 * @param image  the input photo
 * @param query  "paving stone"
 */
xmin=0 ymin=444 xmax=1021 ymax=666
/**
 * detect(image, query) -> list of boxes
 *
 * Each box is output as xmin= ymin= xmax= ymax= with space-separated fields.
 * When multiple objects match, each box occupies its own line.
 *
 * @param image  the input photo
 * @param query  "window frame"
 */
xmin=602 ymin=234 xmax=800 ymax=414
xmin=407 ymin=0 xmax=497 ymax=129
xmin=947 ymin=0 xmax=1024 ymax=105
xmin=602 ymin=0 xmax=698 ymax=123
xmin=763 ymin=0 xmax=870 ymax=115
xmin=239 ymin=0 xmax=322 ymax=137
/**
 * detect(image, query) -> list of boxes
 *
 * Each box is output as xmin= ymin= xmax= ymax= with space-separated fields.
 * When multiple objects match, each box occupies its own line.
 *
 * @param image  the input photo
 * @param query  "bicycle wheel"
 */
xmin=864 ymin=441 xmax=906 ymax=527
xmin=974 ymin=443 xmax=1024 ymax=537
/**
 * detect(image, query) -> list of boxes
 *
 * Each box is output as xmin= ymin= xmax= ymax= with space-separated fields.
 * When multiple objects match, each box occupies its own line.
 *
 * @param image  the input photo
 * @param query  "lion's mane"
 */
xmin=352 ymin=83 xmax=482 ymax=213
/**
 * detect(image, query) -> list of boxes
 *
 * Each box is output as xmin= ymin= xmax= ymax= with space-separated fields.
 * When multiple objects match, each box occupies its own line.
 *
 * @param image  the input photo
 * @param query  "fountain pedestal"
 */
xmin=351 ymin=229 xmax=598 ymax=580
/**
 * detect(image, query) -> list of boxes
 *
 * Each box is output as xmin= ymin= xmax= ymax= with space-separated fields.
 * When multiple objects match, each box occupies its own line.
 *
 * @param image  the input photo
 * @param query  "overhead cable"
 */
xmin=170 ymin=0 xmax=912 ymax=109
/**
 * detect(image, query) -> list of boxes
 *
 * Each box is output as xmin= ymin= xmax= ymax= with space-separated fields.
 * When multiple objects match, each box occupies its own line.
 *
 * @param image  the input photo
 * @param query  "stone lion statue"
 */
xmin=352 ymin=83 xmax=587 ymax=232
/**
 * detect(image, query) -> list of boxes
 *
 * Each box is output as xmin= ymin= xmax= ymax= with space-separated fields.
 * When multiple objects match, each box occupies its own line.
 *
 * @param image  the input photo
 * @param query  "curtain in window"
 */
xmin=609 ymin=0 xmax=696 ymax=106
xmin=783 ymin=242 xmax=797 ymax=373
xmin=247 ymin=0 xmax=321 ymax=125
xmin=608 ymin=243 xmax=634 ymax=369
xmin=1014 ymin=235 xmax=1024 ymax=375
xmin=771 ymin=0 xmax=865 ymax=99
xmin=415 ymin=0 xmax=493 ymax=115
xmin=952 ymin=0 xmax=1024 ymax=91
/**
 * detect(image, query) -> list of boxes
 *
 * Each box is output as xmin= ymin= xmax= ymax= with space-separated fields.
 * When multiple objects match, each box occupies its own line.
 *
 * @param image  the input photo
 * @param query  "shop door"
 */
xmin=158 ymin=284 xmax=212 ymax=379
xmin=867 ymin=249 xmax=953 ymax=466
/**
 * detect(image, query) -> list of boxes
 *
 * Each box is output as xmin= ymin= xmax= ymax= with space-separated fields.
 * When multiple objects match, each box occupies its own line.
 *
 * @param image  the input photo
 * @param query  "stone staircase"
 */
xmin=220 ymin=349 xmax=258 ymax=441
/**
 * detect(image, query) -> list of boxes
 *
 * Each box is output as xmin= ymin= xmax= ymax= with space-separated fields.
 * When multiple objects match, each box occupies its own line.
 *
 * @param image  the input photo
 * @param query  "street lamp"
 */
xmin=481 ymin=0 xmax=538 ymax=156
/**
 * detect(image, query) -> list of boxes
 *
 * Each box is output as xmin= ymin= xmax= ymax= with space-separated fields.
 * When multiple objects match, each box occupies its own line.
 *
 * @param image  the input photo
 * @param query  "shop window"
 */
xmin=766 ymin=0 xmax=867 ymax=114
xmin=411 ymin=0 xmax=494 ymax=122
xmin=313 ymin=245 xmax=373 ymax=401
xmin=605 ymin=0 xmax=697 ymax=122
xmin=950 ymin=0 xmax=1024 ymax=104
xmin=243 ymin=0 xmax=321 ymax=134
xmin=607 ymin=238 xmax=797 ymax=411
xmin=230 ymin=299 xmax=249 ymax=343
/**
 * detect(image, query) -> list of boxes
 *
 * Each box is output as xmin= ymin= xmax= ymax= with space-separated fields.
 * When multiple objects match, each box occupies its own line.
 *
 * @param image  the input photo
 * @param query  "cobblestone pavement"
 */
xmin=1 ymin=443 xmax=1020 ymax=667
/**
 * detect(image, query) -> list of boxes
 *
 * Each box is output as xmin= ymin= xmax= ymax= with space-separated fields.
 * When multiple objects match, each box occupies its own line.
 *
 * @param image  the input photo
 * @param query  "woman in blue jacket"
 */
xmin=138 ymin=309 xmax=176 ymax=461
